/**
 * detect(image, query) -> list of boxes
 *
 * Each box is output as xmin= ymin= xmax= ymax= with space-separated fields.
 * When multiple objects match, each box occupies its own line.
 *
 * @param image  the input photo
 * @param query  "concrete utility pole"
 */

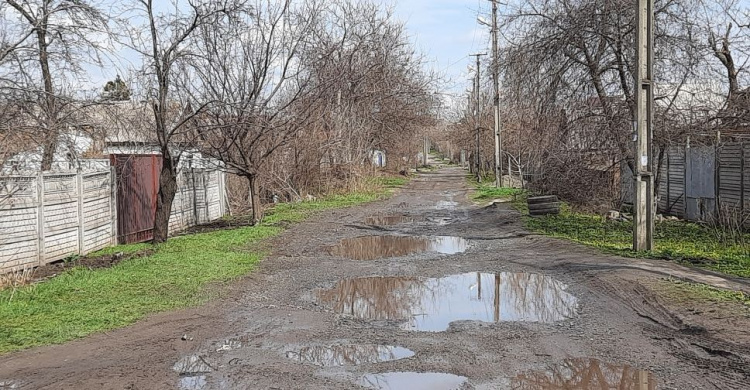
xmin=490 ymin=0 xmax=502 ymax=188
xmin=471 ymin=53 xmax=486 ymax=183
xmin=634 ymin=0 xmax=654 ymax=251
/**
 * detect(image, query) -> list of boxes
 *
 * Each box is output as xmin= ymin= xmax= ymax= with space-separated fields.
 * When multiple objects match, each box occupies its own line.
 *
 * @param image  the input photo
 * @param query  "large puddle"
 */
xmin=513 ymin=358 xmax=656 ymax=389
xmin=286 ymin=344 xmax=414 ymax=366
xmin=316 ymin=272 xmax=577 ymax=331
xmin=364 ymin=215 xmax=423 ymax=226
xmin=328 ymin=236 xmax=468 ymax=260
xmin=359 ymin=372 xmax=467 ymax=390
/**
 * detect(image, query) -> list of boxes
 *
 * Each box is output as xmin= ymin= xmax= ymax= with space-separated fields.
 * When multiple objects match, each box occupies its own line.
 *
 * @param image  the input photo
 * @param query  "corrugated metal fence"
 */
xmin=622 ymin=141 xmax=750 ymax=222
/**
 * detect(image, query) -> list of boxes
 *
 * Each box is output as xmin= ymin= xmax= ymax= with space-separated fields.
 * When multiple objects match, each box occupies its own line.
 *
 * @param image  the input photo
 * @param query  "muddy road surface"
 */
xmin=2 ymin=166 xmax=750 ymax=390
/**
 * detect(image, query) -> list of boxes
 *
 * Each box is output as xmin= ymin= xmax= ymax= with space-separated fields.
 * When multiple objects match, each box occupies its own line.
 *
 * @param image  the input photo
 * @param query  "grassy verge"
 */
xmin=0 ymin=175 xmax=405 ymax=354
xmin=511 ymin=193 xmax=750 ymax=278
xmin=656 ymin=279 xmax=750 ymax=307
xmin=467 ymin=175 xmax=523 ymax=203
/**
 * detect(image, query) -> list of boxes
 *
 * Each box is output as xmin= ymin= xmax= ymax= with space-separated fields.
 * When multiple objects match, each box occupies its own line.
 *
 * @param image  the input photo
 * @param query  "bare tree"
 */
xmin=0 ymin=0 xmax=109 ymax=171
xmin=119 ymin=0 xmax=231 ymax=242
xmin=191 ymin=0 xmax=324 ymax=223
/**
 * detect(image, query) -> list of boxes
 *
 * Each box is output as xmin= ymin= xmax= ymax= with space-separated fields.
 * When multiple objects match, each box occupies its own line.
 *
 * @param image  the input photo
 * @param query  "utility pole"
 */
xmin=470 ymin=53 xmax=486 ymax=183
xmin=490 ymin=0 xmax=502 ymax=188
xmin=634 ymin=0 xmax=654 ymax=251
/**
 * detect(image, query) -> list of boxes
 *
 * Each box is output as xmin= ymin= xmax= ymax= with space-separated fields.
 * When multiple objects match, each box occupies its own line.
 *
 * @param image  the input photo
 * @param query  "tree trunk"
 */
xmin=153 ymin=149 xmax=178 ymax=243
xmin=248 ymin=174 xmax=263 ymax=224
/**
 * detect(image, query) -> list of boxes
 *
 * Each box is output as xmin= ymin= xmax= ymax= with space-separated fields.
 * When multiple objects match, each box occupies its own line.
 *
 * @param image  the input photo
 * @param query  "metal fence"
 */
xmin=621 ymin=141 xmax=750 ymax=222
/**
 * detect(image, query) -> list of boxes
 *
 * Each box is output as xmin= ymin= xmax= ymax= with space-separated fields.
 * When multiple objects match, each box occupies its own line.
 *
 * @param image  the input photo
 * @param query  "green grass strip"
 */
xmin=0 ymin=176 xmax=404 ymax=354
xmin=510 ymin=193 xmax=750 ymax=278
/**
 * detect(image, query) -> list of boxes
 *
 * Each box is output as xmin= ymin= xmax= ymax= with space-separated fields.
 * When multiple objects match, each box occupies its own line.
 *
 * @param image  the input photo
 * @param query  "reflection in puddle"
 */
xmin=359 ymin=372 xmax=467 ymax=390
xmin=512 ymin=358 xmax=656 ymax=389
xmin=328 ymin=236 xmax=468 ymax=260
xmin=317 ymin=272 xmax=577 ymax=331
xmin=179 ymin=376 xmax=207 ymax=390
xmin=173 ymin=355 xmax=213 ymax=376
xmin=286 ymin=344 xmax=414 ymax=366
xmin=364 ymin=215 xmax=422 ymax=225
xmin=436 ymin=201 xmax=458 ymax=209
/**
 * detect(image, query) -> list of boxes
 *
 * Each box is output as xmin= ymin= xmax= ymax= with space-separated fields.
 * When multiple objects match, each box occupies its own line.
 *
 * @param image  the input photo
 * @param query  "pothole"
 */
xmin=173 ymin=355 xmax=213 ymax=376
xmin=178 ymin=375 xmax=207 ymax=390
xmin=359 ymin=372 xmax=467 ymax=389
xmin=285 ymin=344 xmax=414 ymax=366
xmin=364 ymin=215 xmax=423 ymax=225
xmin=512 ymin=358 xmax=656 ymax=389
xmin=436 ymin=201 xmax=458 ymax=209
xmin=0 ymin=381 xmax=19 ymax=389
xmin=327 ymin=236 xmax=468 ymax=260
xmin=316 ymin=272 xmax=577 ymax=331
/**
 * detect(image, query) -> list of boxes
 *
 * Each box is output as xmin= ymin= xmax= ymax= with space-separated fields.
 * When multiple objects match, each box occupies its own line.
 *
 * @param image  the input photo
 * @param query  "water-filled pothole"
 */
xmin=364 ymin=215 xmax=423 ymax=226
xmin=359 ymin=372 xmax=467 ymax=389
xmin=178 ymin=376 xmax=207 ymax=390
xmin=512 ymin=358 xmax=656 ymax=389
xmin=286 ymin=344 xmax=414 ymax=366
xmin=328 ymin=236 xmax=468 ymax=260
xmin=173 ymin=355 xmax=213 ymax=376
xmin=436 ymin=201 xmax=458 ymax=209
xmin=316 ymin=272 xmax=577 ymax=331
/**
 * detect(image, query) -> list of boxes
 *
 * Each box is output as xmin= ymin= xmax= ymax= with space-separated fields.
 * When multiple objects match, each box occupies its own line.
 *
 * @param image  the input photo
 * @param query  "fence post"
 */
xmin=741 ymin=141 xmax=745 ymax=216
xmin=36 ymin=172 xmax=45 ymax=266
xmin=76 ymin=170 xmax=85 ymax=255
xmin=110 ymin=166 xmax=118 ymax=245
xmin=715 ymin=133 xmax=721 ymax=217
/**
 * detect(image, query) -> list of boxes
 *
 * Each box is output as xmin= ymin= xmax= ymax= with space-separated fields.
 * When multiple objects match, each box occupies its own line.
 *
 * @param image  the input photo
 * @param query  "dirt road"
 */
xmin=2 ymin=166 xmax=749 ymax=389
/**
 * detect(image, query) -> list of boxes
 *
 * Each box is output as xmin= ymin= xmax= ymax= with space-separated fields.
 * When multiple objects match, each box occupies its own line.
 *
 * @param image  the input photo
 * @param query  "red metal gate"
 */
xmin=110 ymin=155 xmax=162 ymax=244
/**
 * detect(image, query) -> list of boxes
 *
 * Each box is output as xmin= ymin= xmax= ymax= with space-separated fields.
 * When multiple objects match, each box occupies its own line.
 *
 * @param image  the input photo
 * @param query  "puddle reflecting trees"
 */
xmin=512 ymin=358 xmax=656 ymax=389
xmin=286 ymin=344 xmax=414 ymax=366
xmin=328 ymin=236 xmax=467 ymax=260
xmin=316 ymin=272 xmax=577 ymax=330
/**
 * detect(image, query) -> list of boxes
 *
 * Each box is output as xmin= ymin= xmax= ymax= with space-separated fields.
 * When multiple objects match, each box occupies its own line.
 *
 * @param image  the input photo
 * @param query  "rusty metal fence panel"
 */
xmin=111 ymin=155 xmax=161 ymax=244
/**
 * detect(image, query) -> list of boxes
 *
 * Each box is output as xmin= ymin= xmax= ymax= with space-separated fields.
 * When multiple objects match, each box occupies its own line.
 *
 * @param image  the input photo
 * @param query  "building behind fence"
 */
xmin=621 ymin=140 xmax=750 ymax=222
xmin=1 ymin=162 xmax=228 ymax=273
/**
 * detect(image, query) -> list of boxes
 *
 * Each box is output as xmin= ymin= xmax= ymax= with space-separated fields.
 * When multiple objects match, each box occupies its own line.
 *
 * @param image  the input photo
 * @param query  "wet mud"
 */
xmin=2 ymin=165 xmax=749 ymax=390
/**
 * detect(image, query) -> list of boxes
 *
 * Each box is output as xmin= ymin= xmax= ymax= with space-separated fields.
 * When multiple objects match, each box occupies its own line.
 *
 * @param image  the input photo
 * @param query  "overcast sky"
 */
xmin=385 ymin=0 xmax=490 ymax=97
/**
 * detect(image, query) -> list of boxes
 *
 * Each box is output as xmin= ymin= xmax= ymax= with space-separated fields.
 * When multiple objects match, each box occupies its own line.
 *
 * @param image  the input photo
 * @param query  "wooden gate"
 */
xmin=110 ymin=155 xmax=161 ymax=244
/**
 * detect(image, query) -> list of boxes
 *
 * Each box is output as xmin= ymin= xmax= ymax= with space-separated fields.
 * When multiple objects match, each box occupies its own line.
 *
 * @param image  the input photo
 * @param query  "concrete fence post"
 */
xmin=76 ymin=170 xmax=85 ymax=254
xmin=36 ymin=172 xmax=45 ymax=266
xmin=110 ymin=166 xmax=118 ymax=245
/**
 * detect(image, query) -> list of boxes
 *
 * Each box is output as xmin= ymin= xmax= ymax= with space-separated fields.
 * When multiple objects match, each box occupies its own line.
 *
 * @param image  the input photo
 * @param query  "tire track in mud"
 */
xmin=589 ymin=276 xmax=750 ymax=388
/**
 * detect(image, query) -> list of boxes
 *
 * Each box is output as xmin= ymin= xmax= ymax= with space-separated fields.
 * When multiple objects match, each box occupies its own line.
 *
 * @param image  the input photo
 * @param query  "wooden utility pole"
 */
xmin=634 ymin=0 xmax=654 ymax=251
xmin=471 ymin=53 xmax=486 ymax=183
xmin=491 ymin=0 xmax=502 ymax=188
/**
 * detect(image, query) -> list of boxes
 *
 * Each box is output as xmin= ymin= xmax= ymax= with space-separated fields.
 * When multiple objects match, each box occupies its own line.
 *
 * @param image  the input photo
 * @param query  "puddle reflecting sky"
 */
xmin=178 ymin=376 xmax=207 ymax=390
xmin=286 ymin=344 xmax=414 ymax=366
xmin=328 ymin=236 xmax=467 ymax=260
xmin=359 ymin=372 xmax=467 ymax=390
xmin=512 ymin=358 xmax=656 ymax=389
xmin=317 ymin=272 xmax=577 ymax=331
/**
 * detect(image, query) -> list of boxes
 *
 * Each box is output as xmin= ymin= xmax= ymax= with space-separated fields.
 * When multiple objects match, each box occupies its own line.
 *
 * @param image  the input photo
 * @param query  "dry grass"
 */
xmin=0 ymin=268 xmax=35 ymax=290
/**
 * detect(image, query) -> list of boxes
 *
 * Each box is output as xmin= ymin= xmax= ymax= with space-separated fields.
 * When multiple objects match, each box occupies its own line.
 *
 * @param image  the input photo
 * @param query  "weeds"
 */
xmin=512 ymin=193 xmax=750 ymax=278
